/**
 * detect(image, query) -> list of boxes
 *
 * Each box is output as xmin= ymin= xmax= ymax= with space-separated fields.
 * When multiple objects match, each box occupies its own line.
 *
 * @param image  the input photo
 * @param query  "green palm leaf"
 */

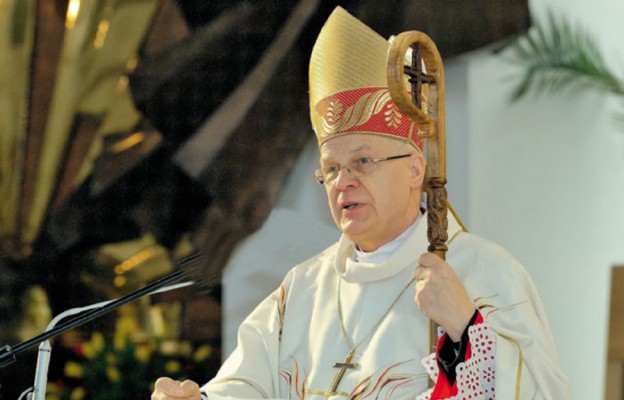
xmin=508 ymin=12 xmax=624 ymax=101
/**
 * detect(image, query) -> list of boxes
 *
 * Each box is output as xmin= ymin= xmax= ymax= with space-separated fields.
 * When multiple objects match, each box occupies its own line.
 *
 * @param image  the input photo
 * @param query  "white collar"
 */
xmin=352 ymin=217 xmax=420 ymax=264
xmin=332 ymin=207 xmax=465 ymax=283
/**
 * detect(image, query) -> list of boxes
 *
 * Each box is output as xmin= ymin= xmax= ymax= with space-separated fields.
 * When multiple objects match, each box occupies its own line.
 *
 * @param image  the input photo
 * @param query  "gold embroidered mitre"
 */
xmin=309 ymin=6 xmax=422 ymax=149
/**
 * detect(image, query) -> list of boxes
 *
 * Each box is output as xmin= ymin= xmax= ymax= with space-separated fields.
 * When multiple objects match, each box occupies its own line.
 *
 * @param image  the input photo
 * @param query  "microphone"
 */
xmin=26 ymin=280 xmax=195 ymax=400
xmin=0 ymin=252 xmax=204 ymax=399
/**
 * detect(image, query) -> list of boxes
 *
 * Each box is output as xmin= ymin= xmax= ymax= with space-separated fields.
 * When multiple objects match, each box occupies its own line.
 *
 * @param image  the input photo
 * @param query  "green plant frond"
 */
xmin=507 ymin=11 xmax=624 ymax=102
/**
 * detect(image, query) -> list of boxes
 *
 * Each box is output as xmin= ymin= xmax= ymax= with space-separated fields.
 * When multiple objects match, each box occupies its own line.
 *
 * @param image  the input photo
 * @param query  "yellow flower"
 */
xmin=113 ymin=313 xmax=138 ymax=350
xmin=106 ymin=366 xmax=121 ymax=382
xmin=70 ymin=387 xmax=86 ymax=400
xmin=165 ymin=360 xmax=181 ymax=374
xmin=45 ymin=383 xmax=61 ymax=400
xmin=81 ymin=342 xmax=94 ymax=359
xmin=46 ymin=382 xmax=61 ymax=399
xmin=113 ymin=330 xmax=128 ymax=351
xmin=64 ymin=361 xmax=84 ymax=378
xmin=82 ymin=332 xmax=105 ymax=359
xmin=105 ymin=352 xmax=117 ymax=365
xmin=91 ymin=332 xmax=105 ymax=352
xmin=193 ymin=345 xmax=212 ymax=363
xmin=135 ymin=344 xmax=152 ymax=363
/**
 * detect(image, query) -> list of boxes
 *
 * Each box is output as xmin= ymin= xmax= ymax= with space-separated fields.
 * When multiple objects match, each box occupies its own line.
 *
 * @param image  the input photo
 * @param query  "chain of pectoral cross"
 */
xmin=327 ymin=276 xmax=416 ymax=394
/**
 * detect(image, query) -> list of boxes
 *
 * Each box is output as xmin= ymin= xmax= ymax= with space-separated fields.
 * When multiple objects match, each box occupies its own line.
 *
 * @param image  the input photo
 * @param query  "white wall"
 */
xmin=462 ymin=0 xmax=624 ymax=398
xmin=221 ymin=140 xmax=340 ymax=357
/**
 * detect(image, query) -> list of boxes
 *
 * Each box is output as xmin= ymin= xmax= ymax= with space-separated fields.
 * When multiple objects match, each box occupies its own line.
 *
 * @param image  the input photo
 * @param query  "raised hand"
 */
xmin=151 ymin=377 xmax=202 ymax=400
xmin=414 ymin=252 xmax=476 ymax=341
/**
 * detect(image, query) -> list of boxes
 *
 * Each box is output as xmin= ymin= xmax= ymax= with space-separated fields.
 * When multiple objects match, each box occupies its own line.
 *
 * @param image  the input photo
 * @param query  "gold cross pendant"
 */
xmin=329 ymin=351 xmax=359 ymax=393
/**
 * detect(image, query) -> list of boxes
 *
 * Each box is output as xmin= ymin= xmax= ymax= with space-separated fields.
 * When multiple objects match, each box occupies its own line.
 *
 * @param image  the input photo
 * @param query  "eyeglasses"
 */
xmin=313 ymin=154 xmax=412 ymax=185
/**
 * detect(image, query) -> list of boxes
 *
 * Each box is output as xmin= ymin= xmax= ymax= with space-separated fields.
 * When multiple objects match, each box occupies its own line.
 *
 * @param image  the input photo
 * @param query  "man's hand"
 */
xmin=152 ymin=377 xmax=202 ymax=400
xmin=414 ymin=252 xmax=476 ymax=341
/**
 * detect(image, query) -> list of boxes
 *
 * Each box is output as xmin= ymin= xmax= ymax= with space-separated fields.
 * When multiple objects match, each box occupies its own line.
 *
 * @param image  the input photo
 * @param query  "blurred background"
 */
xmin=0 ymin=0 xmax=622 ymax=398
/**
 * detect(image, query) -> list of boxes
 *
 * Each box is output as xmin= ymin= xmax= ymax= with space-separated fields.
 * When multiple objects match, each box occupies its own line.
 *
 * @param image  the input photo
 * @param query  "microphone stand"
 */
xmin=28 ymin=280 xmax=196 ymax=400
xmin=0 ymin=252 xmax=203 ymax=397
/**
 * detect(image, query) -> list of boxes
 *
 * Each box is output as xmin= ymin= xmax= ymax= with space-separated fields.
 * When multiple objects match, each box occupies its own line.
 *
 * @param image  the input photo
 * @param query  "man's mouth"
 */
xmin=343 ymin=202 xmax=358 ymax=210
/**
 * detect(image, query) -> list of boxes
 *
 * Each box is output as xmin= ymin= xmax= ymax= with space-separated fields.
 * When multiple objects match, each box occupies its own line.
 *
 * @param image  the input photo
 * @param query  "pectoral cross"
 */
xmin=329 ymin=350 xmax=360 ymax=393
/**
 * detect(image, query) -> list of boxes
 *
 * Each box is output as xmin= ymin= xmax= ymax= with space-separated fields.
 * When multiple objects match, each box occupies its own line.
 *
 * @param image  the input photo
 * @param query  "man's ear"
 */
xmin=409 ymin=152 xmax=426 ymax=189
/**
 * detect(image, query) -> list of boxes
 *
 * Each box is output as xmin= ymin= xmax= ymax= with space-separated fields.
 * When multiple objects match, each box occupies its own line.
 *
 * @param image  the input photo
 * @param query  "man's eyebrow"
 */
xmin=320 ymin=144 xmax=372 ymax=163
xmin=350 ymin=145 xmax=371 ymax=152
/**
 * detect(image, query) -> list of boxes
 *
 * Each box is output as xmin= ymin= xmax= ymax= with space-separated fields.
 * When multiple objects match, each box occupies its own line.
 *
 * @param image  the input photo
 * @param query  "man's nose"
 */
xmin=333 ymin=166 xmax=358 ymax=188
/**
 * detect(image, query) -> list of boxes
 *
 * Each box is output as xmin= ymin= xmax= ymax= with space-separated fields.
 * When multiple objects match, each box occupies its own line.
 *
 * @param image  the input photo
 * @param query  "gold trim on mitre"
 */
xmin=309 ymin=6 xmax=422 ymax=149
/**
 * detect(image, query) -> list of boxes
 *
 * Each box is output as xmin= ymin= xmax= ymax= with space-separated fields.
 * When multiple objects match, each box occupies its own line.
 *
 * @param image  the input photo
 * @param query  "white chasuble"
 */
xmin=202 ymin=212 xmax=571 ymax=400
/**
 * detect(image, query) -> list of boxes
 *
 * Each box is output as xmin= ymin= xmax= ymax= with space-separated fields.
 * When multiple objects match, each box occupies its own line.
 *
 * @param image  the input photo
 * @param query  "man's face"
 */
xmin=319 ymin=134 xmax=425 ymax=251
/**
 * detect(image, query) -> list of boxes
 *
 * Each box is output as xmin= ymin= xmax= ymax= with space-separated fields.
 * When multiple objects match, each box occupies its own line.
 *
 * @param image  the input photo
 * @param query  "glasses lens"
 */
xmin=322 ymin=165 xmax=340 ymax=184
xmin=351 ymin=157 xmax=374 ymax=176
xmin=313 ymin=169 xmax=325 ymax=185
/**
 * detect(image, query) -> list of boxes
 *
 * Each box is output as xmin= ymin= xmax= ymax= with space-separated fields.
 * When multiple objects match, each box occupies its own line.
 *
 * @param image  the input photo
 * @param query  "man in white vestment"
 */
xmin=152 ymin=7 xmax=571 ymax=400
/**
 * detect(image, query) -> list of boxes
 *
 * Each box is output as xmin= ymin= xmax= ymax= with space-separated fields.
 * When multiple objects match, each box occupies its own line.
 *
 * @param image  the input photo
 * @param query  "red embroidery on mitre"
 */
xmin=313 ymin=87 xmax=423 ymax=149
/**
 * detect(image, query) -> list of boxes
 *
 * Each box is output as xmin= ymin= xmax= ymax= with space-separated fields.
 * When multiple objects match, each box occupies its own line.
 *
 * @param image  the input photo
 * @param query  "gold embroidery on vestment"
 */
xmin=498 ymin=332 xmax=523 ymax=400
xmin=384 ymin=102 xmax=402 ymax=128
xmin=306 ymin=389 xmax=351 ymax=398
xmin=317 ymin=90 xmax=392 ymax=136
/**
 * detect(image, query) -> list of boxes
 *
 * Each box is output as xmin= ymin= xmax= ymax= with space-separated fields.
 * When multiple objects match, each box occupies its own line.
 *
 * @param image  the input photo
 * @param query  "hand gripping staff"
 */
xmin=386 ymin=31 xmax=448 ymax=379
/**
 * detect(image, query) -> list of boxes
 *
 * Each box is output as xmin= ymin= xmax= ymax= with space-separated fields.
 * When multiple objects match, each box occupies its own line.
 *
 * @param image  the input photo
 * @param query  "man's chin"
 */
xmin=340 ymin=221 xmax=371 ymax=242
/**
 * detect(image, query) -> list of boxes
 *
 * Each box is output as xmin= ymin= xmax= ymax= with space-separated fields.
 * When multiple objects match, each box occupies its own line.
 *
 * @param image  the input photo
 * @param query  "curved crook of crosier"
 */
xmin=386 ymin=30 xmax=446 ymax=181
xmin=387 ymin=31 xmax=432 ymax=138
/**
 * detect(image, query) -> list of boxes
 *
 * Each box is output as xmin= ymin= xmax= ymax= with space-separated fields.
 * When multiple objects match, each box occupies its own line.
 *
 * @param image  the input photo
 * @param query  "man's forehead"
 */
xmin=319 ymin=135 xmax=398 ymax=159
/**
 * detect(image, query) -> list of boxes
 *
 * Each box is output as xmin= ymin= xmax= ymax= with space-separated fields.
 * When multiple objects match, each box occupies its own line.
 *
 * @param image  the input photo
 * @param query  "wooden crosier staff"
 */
xmin=386 ymin=32 xmax=448 ymax=372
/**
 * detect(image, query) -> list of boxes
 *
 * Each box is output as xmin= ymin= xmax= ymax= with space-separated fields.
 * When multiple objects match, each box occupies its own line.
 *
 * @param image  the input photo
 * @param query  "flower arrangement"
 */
xmin=46 ymin=319 xmax=214 ymax=400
